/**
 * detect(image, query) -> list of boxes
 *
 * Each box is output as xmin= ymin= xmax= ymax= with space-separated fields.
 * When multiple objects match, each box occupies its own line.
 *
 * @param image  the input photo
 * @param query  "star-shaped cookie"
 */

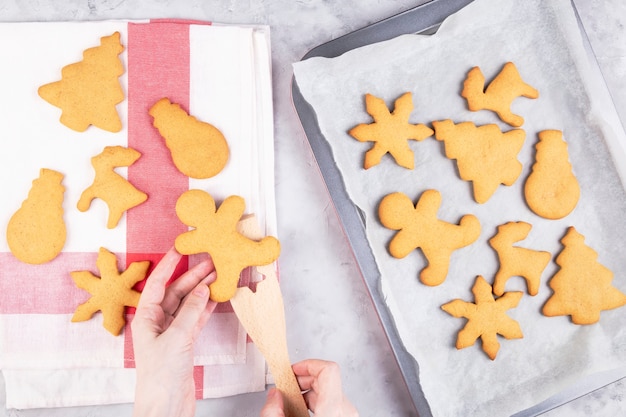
xmin=71 ymin=247 xmax=149 ymax=336
xmin=349 ymin=92 xmax=433 ymax=169
xmin=442 ymin=276 xmax=523 ymax=360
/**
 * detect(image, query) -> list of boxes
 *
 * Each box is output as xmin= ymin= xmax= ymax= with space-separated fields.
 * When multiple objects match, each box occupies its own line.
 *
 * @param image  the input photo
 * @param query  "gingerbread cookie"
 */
xmin=6 ymin=168 xmax=67 ymax=264
xmin=542 ymin=227 xmax=626 ymax=324
xmin=174 ymin=189 xmax=281 ymax=302
xmin=71 ymin=247 xmax=149 ymax=336
xmin=348 ymin=92 xmax=433 ymax=169
xmin=378 ymin=189 xmax=481 ymax=286
xmin=38 ymin=32 xmax=125 ymax=133
xmin=461 ymin=62 xmax=538 ymax=127
xmin=489 ymin=221 xmax=551 ymax=296
xmin=524 ymin=130 xmax=580 ymax=220
xmin=77 ymin=146 xmax=148 ymax=229
xmin=150 ymin=98 xmax=230 ymax=179
xmin=433 ymin=120 xmax=525 ymax=204
xmin=442 ymin=276 xmax=524 ymax=360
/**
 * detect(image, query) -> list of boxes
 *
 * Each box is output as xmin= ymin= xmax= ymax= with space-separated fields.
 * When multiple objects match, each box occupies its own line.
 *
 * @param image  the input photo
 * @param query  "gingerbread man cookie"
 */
xmin=378 ymin=189 xmax=481 ymax=286
xmin=174 ymin=189 xmax=281 ymax=302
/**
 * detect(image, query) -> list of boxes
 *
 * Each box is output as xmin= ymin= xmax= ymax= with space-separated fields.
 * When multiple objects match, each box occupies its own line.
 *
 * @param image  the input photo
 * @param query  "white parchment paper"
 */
xmin=293 ymin=0 xmax=626 ymax=415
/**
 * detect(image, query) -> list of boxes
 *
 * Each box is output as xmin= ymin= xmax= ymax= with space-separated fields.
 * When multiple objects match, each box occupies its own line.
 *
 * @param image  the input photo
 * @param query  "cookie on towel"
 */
xmin=6 ymin=168 xmax=66 ymax=264
xmin=71 ymin=247 xmax=149 ymax=336
xmin=38 ymin=32 xmax=125 ymax=133
xmin=150 ymin=98 xmax=230 ymax=179
xmin=174 ymin=189 xmax=281 ymax=302
xmin=77 ymin=146 xmax=148 ymax=229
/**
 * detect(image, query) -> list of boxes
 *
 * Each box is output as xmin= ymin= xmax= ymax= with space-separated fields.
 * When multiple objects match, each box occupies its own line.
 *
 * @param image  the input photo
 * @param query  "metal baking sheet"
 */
xmin=291 ymin=1 xmax=626 ymax=416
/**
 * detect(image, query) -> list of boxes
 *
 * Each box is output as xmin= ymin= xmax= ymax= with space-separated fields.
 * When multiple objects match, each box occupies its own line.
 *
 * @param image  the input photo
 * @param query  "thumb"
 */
xmin=260 ymin=388 xmax=285 ymax=417
xmin=169 ymin=282 xmax=210 ymax=337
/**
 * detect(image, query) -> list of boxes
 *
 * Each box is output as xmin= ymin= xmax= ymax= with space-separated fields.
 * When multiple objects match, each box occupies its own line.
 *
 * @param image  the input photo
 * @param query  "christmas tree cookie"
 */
xmin=542 ymin=226 xmax=626 ymax=324
xmin=38 ymin=32 xmax=125 ymax=133
xmin=349 ymin=92 xmax=433 ymax=169
xmin=433 ymin=120 xmax=525 ymax=204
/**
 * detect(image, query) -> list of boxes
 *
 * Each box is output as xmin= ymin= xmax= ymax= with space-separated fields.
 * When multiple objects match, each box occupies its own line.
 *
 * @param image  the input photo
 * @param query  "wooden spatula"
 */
xmin=231 ymin=216 xmax=309 ymax=417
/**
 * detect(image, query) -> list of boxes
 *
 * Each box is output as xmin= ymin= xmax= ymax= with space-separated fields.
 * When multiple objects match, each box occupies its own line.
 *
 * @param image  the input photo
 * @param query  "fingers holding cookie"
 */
xmin=174 ymin=190 xmax=280 ymax=303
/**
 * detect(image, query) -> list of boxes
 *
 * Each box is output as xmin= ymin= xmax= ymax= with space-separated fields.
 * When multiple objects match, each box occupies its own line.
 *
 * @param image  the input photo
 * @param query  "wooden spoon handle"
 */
xmin=231 ymin=215 xmax=308 ymax=417
xmin=231 ymin=275 xmax=309 ymax=417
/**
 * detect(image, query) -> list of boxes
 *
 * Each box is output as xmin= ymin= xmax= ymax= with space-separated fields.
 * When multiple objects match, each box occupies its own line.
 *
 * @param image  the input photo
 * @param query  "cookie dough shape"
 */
xmin=524 ymin=130 xmax=580 ymax=219
xmin=378 ymin=189 xmax=481 ymax=286
xmin=6 ymin=169 xmax=67 ymax=264
xmin=461 ymin=62 xmax=538 ymax=127
xmin=77 ymin=146 xmax=148 ymax=229
xmin=348 ymin=92 xmax=433 ymax=169
xmin=150 ymin=98 xmax=229 ymax=179
xmin=174 ymin=189 xmax=281 ymax=302
xmin=38 ymin=32 xmax=125 ymax=133
xmin=442 ymin=275 xmax=524 ymax=360
xmin=71 ymin=247 xmax=149 ymax=336
xmin=489 ymin=221 xmax=551 ymax=296
xmin=433 ymin=120 xmax=525 ymax=204
xmin=542 ymin=226 xmax=626 ymax=324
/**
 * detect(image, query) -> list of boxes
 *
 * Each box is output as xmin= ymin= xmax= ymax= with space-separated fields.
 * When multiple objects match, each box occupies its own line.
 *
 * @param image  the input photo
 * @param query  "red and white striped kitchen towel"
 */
xmin=0 ymin=19 xmax=276 ymax=408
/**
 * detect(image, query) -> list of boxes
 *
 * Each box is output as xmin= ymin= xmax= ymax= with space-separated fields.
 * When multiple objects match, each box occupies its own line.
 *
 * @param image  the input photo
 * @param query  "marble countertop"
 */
xmin=1 ymin=1 xmax=624 ymax=416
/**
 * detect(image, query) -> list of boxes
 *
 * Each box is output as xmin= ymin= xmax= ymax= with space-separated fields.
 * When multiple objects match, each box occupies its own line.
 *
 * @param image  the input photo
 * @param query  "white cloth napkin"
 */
xmin=0 ymin=19 xmax=276 ymax=409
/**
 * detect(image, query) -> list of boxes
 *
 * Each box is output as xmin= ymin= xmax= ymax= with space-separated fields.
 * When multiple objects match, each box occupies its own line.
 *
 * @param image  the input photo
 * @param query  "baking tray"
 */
xmin=291 ymin=1 xmax=626 ymax=416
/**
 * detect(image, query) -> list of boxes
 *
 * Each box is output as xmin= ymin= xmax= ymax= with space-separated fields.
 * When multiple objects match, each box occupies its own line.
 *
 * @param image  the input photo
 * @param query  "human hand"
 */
xmin=132 ymin=247 xmax=217 ymax=417
xmin=260 ymin=359 xmax=358 ymax=417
